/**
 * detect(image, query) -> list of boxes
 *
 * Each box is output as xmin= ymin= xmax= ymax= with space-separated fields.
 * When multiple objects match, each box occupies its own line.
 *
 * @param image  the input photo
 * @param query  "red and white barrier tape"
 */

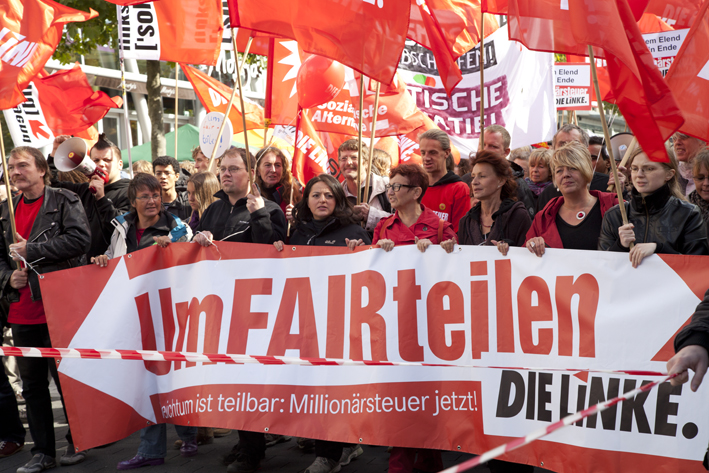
xmin=0 ymin=347 xmax=667 ymax=377
xmin=437 ymin=374 xmax=676 ymax=473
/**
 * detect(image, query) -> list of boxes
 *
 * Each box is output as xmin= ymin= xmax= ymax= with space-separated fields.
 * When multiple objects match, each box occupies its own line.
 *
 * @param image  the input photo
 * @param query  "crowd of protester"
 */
xmin=1 ymin=122 xmax=708 ymax=473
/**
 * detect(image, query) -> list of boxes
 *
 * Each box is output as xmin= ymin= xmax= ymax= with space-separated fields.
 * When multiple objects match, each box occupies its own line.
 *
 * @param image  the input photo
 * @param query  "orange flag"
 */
xmin=481 ymin=0 xmax=508 ymax=14
xmin=229 ymin=0 xmax=410 ymax=85
xmin=292 ymin=109 xmax=329 ymax=186
xmin=0 ymin=0 xmax=97 ymax=110
xmin=118 ymin=0 xmax=222 ymax=65
xmin=181 ymin=64 xmax=264 ymax=133
xmin=34 ymin=64 xmax=122 ymax=135
xmin=407 ymin=0 xmax=498 ymax=95
xmin=665 ymin=0 xmax=709 ymax=141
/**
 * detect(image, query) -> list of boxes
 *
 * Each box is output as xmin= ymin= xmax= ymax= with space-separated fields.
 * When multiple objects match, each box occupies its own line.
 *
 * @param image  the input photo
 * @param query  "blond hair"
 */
xmin=551 ymin=141 xmax=593 ymax=185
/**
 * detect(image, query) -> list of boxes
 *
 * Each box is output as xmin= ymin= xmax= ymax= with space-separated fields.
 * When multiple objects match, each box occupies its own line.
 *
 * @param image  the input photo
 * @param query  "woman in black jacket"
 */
xmin=458 ymin=151 xmax=531 ymax=255
xmin=274 ymin=174 xmax=371 ymax=249
xmin=273 ymin=173 xmax=369 ymax=472
xmin=598 ymin=147 xmax=709 ymax=267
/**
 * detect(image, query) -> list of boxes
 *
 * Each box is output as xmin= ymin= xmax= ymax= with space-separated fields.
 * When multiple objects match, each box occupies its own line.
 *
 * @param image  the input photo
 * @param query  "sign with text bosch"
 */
xmin=554 ymin=63 xmax=592 ymax=110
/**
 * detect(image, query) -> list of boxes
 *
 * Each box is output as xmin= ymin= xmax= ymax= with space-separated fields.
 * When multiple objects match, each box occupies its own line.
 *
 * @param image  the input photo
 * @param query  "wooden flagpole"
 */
xmin=355 ymin=75 xmax=365 ymax=205
xmin=174 ymin=64 xmax=179 ymax=160
xmin=588 ymin=45 xmax=628 ymax=226
xmin=0 ymin=120 xmax=17 ymax=244
xmin=234 ymin=39 xmax=255 ymax=192
xmin=479 ymin=9 xmax=486 ymax=150
xmin=363 ymin=81 xmax=381 ymax=205
xmin=207 ymin=36 xmax=254 ymax=174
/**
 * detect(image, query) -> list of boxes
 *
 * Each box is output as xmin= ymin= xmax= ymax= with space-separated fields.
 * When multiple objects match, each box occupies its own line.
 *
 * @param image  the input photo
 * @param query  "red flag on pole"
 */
xmin=509 ymin=0 xmax=684 ymax=162
xmin=33 ymin=64 xmax=122 ymax=135
xmin=664 ymin=0 xmax=709 ymax=142
xmin=181 ymin=64 xmax=264 ymax=133
xmin=292 ymin=108 xmax=329 ymax=186
xmin=481 ymin=0 xmax=508 ymax=14
xmin=118 ymin=0 xmax=223 ymax=66
xmin=228 ymin=0 xmax=410 ymax=85
xmin=104 ymin=0 xmax=155 ymax=5
xmin=645 ymin=0 xmax=703 ymax=29
xmin=0 ymin=0 xmax=97 ymax=110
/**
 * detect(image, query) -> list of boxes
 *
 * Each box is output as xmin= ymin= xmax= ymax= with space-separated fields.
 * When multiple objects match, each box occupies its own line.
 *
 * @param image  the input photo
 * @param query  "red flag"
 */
xmin=104 ymin=0 xmax=155 ymax=5
xmin=0 ymin=0 xmax=97 ymax=110
xmin=229 ymin=0 xmax=410 ymax=85
xmin=481 ymin=0 xmax=508 ymax=14
xmin=645 ymin=0 xmax=703 ymax=29
xmin=664 ymin=0 xmax=709 ymax=142
xmin=33 ymin=64 xmax=122 ymax=135
xmin=119 ymin=0 xmax=223 ymax=66
xmin=292 ymin=108 xmax=329 ymax=186
xmin=638 ymin=13 xmax=674 ymax=32
xmin=230 ymin=27 xmax=272 ymax=56
xmin=181 ymin=64 xmax=264 ymax=133
xmin=510 ymin=0 xmax=684 ymax=162
xmin=407 ymin=0 xmax=498 ymax=95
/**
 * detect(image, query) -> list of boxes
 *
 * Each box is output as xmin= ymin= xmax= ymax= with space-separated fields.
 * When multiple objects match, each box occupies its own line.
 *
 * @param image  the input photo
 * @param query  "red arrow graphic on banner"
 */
xmin=29 ymin=120 xmax=51 ymax=140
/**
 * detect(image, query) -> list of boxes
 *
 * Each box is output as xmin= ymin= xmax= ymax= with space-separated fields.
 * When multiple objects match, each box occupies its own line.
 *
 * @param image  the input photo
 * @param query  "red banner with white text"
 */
xmin=40 ymin=244 xmax=709 ymax=473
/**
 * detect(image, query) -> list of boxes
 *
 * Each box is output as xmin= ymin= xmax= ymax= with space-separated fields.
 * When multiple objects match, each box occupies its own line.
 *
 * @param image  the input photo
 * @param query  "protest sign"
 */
xmin=41 ymin=243 xmax=709 ymax=473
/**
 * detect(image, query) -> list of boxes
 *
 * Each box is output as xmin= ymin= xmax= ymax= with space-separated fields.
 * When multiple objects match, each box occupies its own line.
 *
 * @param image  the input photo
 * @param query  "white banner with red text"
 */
xmin=39 ymin=243 xmax=709 ymax=473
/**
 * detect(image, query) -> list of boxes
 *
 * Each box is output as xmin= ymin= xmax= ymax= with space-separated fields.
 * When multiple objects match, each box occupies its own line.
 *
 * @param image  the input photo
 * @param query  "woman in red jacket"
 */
xmin=371 ymin=163 xmax=457 ymax=253
xmin=526 ymin=142 xmax=618 ymax=256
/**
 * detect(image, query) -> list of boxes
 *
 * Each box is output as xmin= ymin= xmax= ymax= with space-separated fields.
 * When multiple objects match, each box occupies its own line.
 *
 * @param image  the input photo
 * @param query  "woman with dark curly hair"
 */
xmin=255 ymin=146 xmax=302 ymax=216
xmin=458 ymin=151 xmax=531 ymax=255
xmin=273 ymin=173 xmax=369 ymax=472
xmin=273 ymin=174 xmax=371 ymax=248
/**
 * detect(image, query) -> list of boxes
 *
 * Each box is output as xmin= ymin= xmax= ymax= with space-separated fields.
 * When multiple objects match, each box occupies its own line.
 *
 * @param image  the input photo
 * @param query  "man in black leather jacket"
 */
xmin=0 ymin=147 xmax=91 ymax=473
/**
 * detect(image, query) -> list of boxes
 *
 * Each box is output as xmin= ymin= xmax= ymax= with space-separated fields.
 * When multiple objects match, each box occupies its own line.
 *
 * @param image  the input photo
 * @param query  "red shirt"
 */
xmin=420 ymin=173 xmax=471 ymax=233
xmin=373 ymin=205 xmax=457 ymax=245
xmin=8 ymin=195 xmax=46 ymax=325
xmin=135 ymin=227 xmax=146 ymax=245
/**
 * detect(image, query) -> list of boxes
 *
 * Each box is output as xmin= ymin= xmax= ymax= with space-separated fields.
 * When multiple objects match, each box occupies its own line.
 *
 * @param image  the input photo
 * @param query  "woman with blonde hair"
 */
xmin=255 ymin=147 xmax=302 ymax=216
xmin=526 ymin=142 xmax=618 ymax=256
xmin=186 ymin=172 xmax=220 ymax=231
xmin=599 ymin=147 xmax=708 ymax=266
xmin=525 ymin=148 xmax=553 ymax=197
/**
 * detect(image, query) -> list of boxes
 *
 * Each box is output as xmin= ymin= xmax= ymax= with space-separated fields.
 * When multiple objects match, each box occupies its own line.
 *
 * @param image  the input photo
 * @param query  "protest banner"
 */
xmin=397 ymin=25 xmax=556 ymax=155
xmin=553 ymin=63 xmax=591 ymax=111
xmin=40 ymin=243 xmax=709 ymax=473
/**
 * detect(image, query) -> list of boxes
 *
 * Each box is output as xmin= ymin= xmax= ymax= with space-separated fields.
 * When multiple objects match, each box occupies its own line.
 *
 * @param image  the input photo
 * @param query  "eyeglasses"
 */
xmin=385 ymin=183 xmax=416 ymax=192
xmin=154 ymin=171 xmax=175 ymax=178
xmin=220 ymin=166 xmax=244 ymax=174
xmin=135 ymin=194 xmax=161 ymax=202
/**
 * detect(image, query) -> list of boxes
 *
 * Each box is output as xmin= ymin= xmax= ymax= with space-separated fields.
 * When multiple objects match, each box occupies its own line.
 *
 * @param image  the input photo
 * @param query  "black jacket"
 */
xmin=675 ymin=289 xmax=709 ymax=354
xmin=510 ymin=161 xmax=537 ymax=218
xmin=0 ymin=187 xmax=91 ymax=303
xmin=458 ymin=199 xmax=531 ymax=247
xmin=196 ymin=190 xmax=286 ymax=244
xmin=48 ymin=156 xmax=130 ymax=258
xmin=290 ymin=218 xmax=371 ymax=247
xmin=598 ymin=184 xmax=709 ymax=254
xmin=164 ymin=190 xmax=191 ymax=220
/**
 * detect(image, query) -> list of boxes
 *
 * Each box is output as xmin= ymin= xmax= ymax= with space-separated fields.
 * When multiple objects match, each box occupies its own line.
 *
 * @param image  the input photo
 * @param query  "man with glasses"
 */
xmin=192 ymin=147 xmax=285 ymax=473
xmin=672 ymin=133 xmax=706 ymax=196
xmin=152 ymin=156 xmax=191 ymax=220
xmin=337 ymin=139 xmax=391 ymax=232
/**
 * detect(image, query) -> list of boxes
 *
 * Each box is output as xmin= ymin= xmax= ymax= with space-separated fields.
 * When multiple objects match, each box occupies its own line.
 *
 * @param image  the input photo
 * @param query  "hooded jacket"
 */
xmin=0 ymin=187 xmax=91 ymax=303
xmin=105 ymin=210 xmax=192 ymax=259
xmin=290 ymin=218 xmax=371 ymax=247
xmin=195 ymin=190 xmax=286 ymax=244
xmin=525 ymin=190 xmax=618 ymax=249
xmin=458 ymin=199 xmax=532 ymax=246
xmin=48 ymin=156 xmax=131 ymax=258
xmin=598 ymin=184 xmax=708 ymax=254
xmin=420 ymin=171 xmax=471 ymax=233
xmin=373 ymin=205 xmax=457 ymax=245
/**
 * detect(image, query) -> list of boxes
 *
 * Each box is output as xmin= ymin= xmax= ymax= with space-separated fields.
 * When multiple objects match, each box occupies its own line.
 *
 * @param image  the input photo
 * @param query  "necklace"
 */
xmin=576 ymin=211 xmax=586 ymax=220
